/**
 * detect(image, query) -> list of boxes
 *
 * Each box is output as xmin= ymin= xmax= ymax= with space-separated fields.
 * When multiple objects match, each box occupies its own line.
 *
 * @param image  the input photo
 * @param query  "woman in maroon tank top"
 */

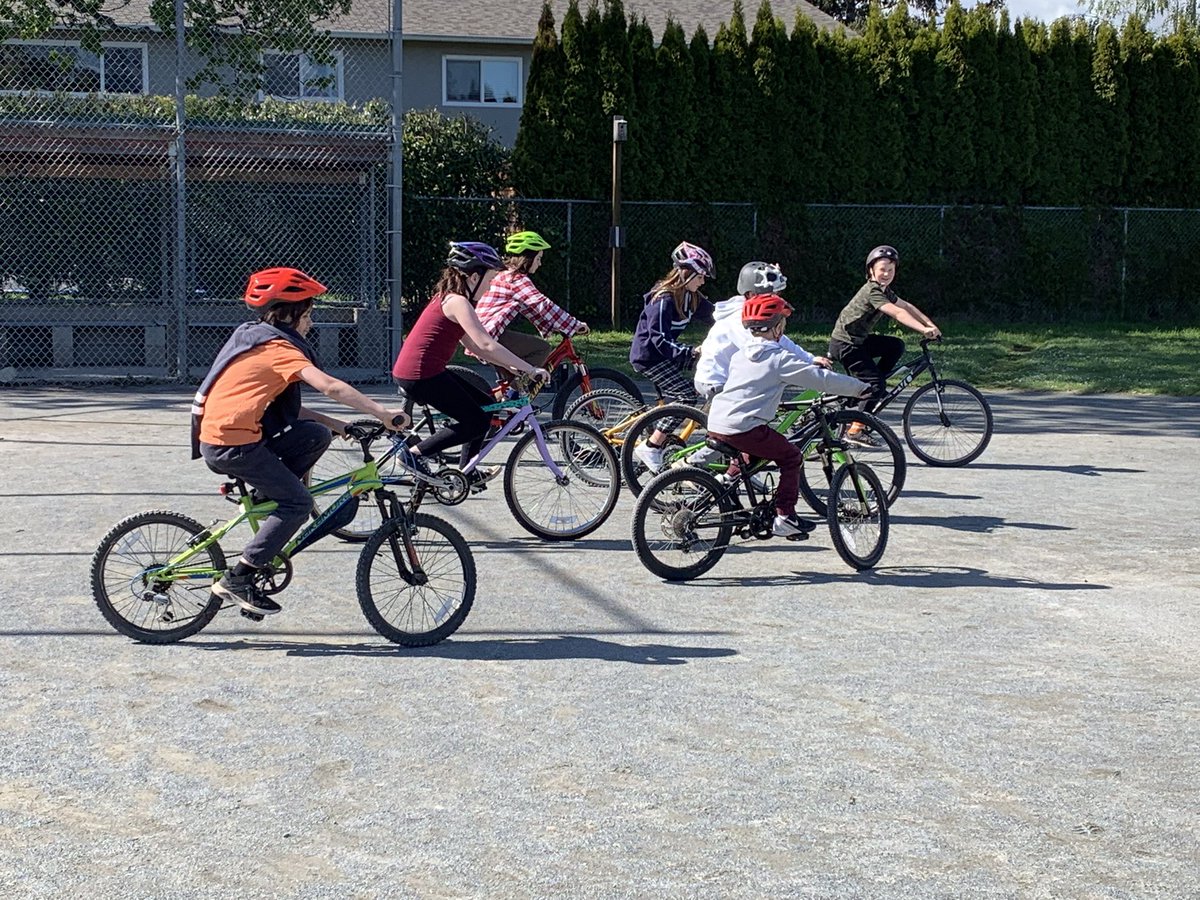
xmin=392 ymin=242 xmax=549 ymax=484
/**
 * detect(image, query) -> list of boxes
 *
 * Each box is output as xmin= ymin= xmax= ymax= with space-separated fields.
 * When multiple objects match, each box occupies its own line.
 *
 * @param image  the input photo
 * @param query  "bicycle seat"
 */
xmin=704 ymin=437 xmax=742 ymax=459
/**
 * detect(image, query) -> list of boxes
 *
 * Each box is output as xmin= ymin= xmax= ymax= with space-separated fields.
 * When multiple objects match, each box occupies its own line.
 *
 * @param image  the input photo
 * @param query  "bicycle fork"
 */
xmin=374 ymin=491 xmax=428 ymax=586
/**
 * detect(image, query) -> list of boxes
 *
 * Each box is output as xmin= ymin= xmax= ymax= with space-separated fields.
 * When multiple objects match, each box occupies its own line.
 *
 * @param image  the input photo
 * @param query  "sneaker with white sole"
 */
xmin=399 ymin=446 xmax=436 ymax=480
xmin=467 ymin=465 xmax=502 ymax=493
xmin=633 ymin=442 xmax=665 ymax=472
xmin=844 ymin=429 xmax=881 ymax=449
xmin=772 ymin=513 xmax=818 ymax=537
xmin=212 ymin=571 xmax=282 ymax=616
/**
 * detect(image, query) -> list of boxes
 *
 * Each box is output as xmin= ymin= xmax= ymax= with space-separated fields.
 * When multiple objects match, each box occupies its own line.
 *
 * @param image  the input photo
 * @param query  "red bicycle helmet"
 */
xmin=244 ymin=267 xmax=327 ymax=309
xmin=741 ymin=293 xmax=793 ymax=328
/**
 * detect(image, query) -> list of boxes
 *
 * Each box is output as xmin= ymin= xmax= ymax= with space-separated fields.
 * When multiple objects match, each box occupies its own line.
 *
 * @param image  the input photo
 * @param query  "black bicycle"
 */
xmin=863 ymin=337 xmax=993 ymax=467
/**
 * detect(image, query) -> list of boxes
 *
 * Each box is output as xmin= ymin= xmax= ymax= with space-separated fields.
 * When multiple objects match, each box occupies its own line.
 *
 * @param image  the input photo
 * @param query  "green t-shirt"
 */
xmin=830 ymin=280 xmax=898 ymax=346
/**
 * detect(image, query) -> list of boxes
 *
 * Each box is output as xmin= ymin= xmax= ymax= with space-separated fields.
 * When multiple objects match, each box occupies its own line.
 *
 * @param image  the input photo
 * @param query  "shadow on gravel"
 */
xmin=889 ymin=514 xmax=1072 ymax=533
xmin=470 ymin=538 xmax=632 ymax=553
xmin=694 ymin=565 xmax=1108 ymax=591
xmin=179 ymin=634 xmax=738 ymax=665
xmin=898 ymin=490 xmax=984 ymax=501
xmin=966 ymin=462 xmax=1143 ymax=476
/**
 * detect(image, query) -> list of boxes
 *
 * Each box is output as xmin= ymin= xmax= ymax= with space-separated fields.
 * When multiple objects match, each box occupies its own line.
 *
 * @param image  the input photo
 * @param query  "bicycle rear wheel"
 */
xmin=632 ymin=467 xmax=735 ymax=582
xmin=356 ymin=512 xmax=475 ymax=646
xmin=91 ymin=510 xmax=225 ymax=643
xmin=795 ymin=411 xmax=906 ymax=515
xmin=620 ymin=403 xmax=712 ymax=498
xmin=551 ymin=367 xmax=645 ymax=421
xmin=504 ymin=420 xmax=621 ymax=540
xmin=826 ymin=464 xmax=889 ymax=571
xmin=307 ymin=417 xmax=401 ymax=542
xmin=902 ymin=378 xmax=993 ymax=467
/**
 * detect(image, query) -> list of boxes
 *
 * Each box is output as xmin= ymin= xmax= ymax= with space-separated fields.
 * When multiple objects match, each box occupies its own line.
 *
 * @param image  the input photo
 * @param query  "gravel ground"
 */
xmin=0 ymin=386 xmax=1197 ymax=899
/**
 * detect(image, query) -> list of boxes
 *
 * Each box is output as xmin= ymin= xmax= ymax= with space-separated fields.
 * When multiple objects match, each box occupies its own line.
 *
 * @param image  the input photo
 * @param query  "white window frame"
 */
xmin=0 ymin=39 xmax=148 ymax=96
xmin=258 ymin=48 xmax=345 ymax=103
xmin=442 ymin=55 xmax=523 ymax=108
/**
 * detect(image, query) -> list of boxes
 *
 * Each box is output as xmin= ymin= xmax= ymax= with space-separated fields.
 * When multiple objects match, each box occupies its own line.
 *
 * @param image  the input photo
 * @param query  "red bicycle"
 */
xmin=457 ymin=334 xmax=645 ymax=420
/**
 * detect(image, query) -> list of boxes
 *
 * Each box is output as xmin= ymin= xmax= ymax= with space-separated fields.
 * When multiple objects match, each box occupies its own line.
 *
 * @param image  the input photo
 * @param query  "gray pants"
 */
xmin=200 ymin=420 xmax=332 ymax=568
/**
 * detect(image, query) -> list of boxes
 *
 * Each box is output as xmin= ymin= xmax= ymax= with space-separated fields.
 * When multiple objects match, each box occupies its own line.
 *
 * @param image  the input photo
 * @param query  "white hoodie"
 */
xmin=694 ymin=295 xmax=814 ymax=394
xmin=707 ymin=336 xmax=869 ymax=436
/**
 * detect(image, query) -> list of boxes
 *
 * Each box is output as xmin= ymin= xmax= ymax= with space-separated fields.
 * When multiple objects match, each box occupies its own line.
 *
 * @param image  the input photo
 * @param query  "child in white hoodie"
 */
xmin=706 ymin=294 xmax=870 ymax=538
xmin=694 ymin=261 xmax=833 ymax=400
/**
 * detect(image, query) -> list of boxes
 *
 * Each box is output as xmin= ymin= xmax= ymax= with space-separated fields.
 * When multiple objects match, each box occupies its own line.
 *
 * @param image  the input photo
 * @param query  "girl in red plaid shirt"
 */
xmin=473 ymin=230 xmax=590 ymax=383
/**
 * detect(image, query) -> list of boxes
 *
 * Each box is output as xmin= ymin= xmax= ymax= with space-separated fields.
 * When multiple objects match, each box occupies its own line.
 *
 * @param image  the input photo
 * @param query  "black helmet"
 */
xmin=866 ymin=245 xmax=899 ymax=276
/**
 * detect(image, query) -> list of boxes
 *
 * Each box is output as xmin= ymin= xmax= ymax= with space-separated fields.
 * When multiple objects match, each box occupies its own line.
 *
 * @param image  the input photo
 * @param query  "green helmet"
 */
xmin=505 ymin=230 xmax=551 ymax=255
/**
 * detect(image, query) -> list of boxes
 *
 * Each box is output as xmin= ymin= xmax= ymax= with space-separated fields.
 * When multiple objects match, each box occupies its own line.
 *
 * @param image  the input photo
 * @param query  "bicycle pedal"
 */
xmin=784 ymin=532 xmax=809 ymax=542
xmin=239 ymin=609 xmax=265 ymax=622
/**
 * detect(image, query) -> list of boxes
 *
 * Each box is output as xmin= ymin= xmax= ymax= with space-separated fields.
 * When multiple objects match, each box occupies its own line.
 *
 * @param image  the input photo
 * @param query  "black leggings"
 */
xmin=395 ymin=369 xmax=493 ymax=466
xmin=829 ymin=334 xmax=904 ymax=413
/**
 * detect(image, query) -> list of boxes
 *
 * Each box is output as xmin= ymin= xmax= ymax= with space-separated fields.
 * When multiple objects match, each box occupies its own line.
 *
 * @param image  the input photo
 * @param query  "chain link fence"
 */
xmin=2 ymin=22 xmax=1198 ymax=389
xmin=0 ymin=12 xmax=394 ymax=386
xmin=409 ymin=199 xmax=1200 ymax=329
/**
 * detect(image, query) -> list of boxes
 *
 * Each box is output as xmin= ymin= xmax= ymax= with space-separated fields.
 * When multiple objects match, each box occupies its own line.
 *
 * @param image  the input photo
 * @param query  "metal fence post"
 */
xmin=1121 ymin=208 xmax=1128 ymax=321
xmin=172 ymin=0 xmax=188 ymax=381
xmin=566 ymin=200 xmax=573 ymax=312
xmin=387 ymin=0 xmax=404 ymax=365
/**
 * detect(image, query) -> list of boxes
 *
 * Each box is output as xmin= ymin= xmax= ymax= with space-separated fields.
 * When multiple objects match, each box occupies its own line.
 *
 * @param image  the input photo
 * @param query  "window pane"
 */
xmin=263 ymin=53 xmax=300 ymax=98
xmin=445 ymin=59 xmax=480 ymax=103
xmin=481 ymin=59 xmax=519 ymax=105
xmin=101 ymin=46 xmax=143 ymax=94
xmin=300 ymin=55 xmax=338 ymax=99
xmin=0 ymin=44 xmax=100 ymax=93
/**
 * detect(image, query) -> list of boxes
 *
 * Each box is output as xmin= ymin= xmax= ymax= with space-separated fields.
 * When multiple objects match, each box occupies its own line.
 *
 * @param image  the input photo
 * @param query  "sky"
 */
xmin=986 ymin=0 xmax=1087 ymax=22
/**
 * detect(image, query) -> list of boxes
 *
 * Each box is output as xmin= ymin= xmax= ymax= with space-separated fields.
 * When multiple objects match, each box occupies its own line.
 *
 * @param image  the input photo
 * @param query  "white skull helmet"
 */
xmin=736 ymin=261 xmax=787 ymax=296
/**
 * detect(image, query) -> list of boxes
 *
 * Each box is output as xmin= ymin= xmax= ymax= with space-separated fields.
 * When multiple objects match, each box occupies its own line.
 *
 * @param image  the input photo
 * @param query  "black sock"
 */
xmin=232 ymin=561 xmax=257 ymax=578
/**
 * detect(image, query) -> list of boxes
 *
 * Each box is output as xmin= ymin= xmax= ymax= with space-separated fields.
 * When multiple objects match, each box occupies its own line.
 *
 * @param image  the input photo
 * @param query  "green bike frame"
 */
xmin=148 ymin=460 xmax=386 ymax=585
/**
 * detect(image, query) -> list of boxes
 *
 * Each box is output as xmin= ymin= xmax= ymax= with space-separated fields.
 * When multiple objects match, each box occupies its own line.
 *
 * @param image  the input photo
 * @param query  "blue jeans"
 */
xmin=200 ymin=419 xmax=332 ymax=568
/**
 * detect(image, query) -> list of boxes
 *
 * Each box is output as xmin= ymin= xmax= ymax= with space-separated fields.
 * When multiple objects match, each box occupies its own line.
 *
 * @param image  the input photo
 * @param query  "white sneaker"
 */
xmin=772 ymin=514 xmax=817 ymax=537
xmin=633 ymin=442 xmax=665 ymax=472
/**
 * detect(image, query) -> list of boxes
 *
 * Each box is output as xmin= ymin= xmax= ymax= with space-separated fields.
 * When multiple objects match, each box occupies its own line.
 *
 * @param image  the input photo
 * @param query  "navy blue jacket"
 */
xmin=629 ymin=289 xmax=714 ymax=370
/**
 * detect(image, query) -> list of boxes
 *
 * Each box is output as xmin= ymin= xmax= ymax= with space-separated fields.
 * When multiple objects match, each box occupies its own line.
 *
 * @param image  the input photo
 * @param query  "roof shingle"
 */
xmin=103 ymin=0 xmax=845 ymax=41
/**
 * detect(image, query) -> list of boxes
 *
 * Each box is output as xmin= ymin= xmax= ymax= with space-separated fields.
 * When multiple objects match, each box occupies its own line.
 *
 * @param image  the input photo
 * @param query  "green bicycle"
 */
xmin=90 ymin=421 xmax=475 ymax=647
xmin=631 ymin=400 xmax=891 ymax=581
xmin=566 ymin=387 xmax=906 ymax=515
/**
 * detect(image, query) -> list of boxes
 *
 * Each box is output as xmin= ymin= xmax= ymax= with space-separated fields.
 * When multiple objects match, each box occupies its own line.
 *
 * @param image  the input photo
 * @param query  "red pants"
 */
xmin=708 ymin=424 xmax=801 ymax=516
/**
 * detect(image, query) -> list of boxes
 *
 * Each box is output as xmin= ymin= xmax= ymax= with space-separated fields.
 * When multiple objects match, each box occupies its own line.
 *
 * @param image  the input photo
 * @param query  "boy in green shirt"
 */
xmin=828 ymin=245 xmax=940 ymax=445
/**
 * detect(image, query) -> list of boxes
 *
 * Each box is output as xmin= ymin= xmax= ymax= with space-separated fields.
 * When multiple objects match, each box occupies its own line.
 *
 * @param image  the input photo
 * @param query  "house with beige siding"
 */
xmin=1 ymin=0 xmax=843 ymax=144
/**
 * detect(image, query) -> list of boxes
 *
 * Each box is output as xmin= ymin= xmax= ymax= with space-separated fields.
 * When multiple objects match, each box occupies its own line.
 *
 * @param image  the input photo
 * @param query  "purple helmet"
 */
xmin=671 ymin=241 xmax=715 ymax=279
xmin=447 ymin=241 xmax=505 ymax=273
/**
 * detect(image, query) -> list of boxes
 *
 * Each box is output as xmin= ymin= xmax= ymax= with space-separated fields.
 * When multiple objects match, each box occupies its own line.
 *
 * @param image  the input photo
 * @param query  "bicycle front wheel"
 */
xmin=632 ymin=467 xmax=735 ymax=582
xmin=551 ymin=367 xmax=646 ymax=421
xmin=356 ymin=513 xmax=476 ymax=646
xmin=826 ymin=464 xmax=889 ymax=571
xmin=504 ymin=420 xmax=621 ymax=540
xmin=90 ymin=510 xmax=226 ymax=643
xmin=620 ymin=403 xmax=711 ymax=498
xmin=795 ymin=411 xmax=906 ymax=515
xmin=902 ymin=379 xmax=993 ymax=467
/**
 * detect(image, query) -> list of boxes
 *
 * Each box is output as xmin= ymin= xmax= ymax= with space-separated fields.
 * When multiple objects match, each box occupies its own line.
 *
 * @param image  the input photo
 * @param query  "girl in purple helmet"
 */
xmin=627 ymin=241 xmax=716 ymax=472
xmin=392 ymin=242 xmax=549 ymax=487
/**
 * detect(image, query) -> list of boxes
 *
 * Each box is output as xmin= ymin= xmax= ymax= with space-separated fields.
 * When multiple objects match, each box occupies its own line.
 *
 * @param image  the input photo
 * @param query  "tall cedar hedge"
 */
xmin=512 ymin=0 xmax=1200 ymax=208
